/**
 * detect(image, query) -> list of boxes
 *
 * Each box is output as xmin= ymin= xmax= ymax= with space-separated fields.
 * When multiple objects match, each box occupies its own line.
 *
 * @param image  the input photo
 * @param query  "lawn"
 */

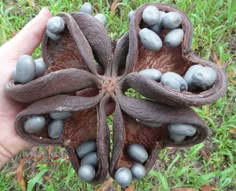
xmin=0 ymin=0 xmax=235 ymax=191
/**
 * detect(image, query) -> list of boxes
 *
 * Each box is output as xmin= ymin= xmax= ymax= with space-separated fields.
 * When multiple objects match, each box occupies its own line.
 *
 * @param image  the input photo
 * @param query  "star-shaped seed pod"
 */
xmin=126 ymin=3 xmax=227 ymax=107
xmin=5 ymin=3 xmax=227 ymax=187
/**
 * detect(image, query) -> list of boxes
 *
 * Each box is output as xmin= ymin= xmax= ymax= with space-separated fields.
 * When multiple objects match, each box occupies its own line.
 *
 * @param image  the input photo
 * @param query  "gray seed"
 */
xmin=80 ymin=2 xmax=93 ymax=14
xmin=139 ymin=28 xmax=162 ymax=51
xmin=16 ymin=55 xmax=36 ymax=84
xmin=184 ymin=65 xmax=203 ymax=86
xmin=94 ymin=14 xmax=107 ymax=26
xmin=149 ymin=11 xmax=166 ymax=33
xmin=24 ymin=116 xmax=46 ymax=134
xmin=136 ymin=119 xmax=161 ymax=128
xmin=168 ymin=124 xmax=197 ymax=136
xmin=114 ymin=167 xmax=132 ymax=188
xmin=150 ymin=23 xmax=161 ymax=34
xmin=47 ymin=16 xmax=65 ymax=34
xmin=161 ymin=72 xmax=188 ymax=91
xmin=35 ymin=58 xmax=47 ymax=77
xmin=158 ymin=11 xmax=166 ymax=24
xmin=46 ymin=29 xmax=61 ymax=41
xmin=131 ymin=163 xmax=146 ymax=179
xmin=128 ymin=10 xmax=134 ymax=21
xmin=162 ymin=12 xmax=182 ymax=29
xmin=49 ymin=111 xmax=72 ymax=120
xmin=164 ymin=29 xmax=184 ymax=47
xmin=192 ymin=66 xmax=217 ymax=90
xmin=12 ymin=69 xmax=17 ymax=82
xmin=127 ymin=144 xmax=148 ymax=163
xmin=142 ymin=6 xmax=160 ymax=26
xmin=139 ymin=68 xmax=162 ymax=81
xmin=48 ymin=120 xmax=64 ymax=139
xmin=81 ymin=152 xmax=98 ymax=168
xmin=78 ymin=165 xmax=95 ymax=182
xmin=169 ymin=133 xmax=186 ymax=142
xmin=76 ymin=141 xmax=97 ymax=159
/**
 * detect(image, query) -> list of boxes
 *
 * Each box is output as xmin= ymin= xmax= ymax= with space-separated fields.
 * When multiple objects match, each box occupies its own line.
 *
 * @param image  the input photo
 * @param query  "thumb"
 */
xmin=1 ymin=7 xmax=51 ymax=59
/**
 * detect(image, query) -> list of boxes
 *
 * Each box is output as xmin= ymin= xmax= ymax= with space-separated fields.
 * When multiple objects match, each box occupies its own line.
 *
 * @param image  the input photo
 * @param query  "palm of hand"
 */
xmin=0 ymin=52 xmax=29 ymax=159
xmin=0 ymin=8 xmax=51 ymax=164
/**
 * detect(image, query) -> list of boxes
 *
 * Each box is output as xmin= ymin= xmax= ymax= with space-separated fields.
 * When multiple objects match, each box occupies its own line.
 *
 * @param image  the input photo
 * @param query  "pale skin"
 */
xmin=0 ymin=8 xmax=51 ymax=168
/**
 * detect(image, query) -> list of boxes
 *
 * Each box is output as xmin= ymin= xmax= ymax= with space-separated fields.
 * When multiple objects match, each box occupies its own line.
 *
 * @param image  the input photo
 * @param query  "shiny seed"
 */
xmin=127 ymin=143 xmax=148 ymax=163
xmin=192 ymin=67 xmax=217 ymax=90
xmin=149 ymin=11 xmax=166 ymax=33
xmin=76 ymin=141 xmax=97 ymax=159
xmin=35 ymin=58 xmax=47 ymax=77
xmin=158 ymin=11 xmax=166 ymax=23
xmin=184 ymin=65 xmax=204 ymax=86
xmin=49 ymin=111 xmax=72 ymax=120
xmin=114 ymin=167 xmax=132 ymax=188
xmin=48 ymin=120 xmax=64 ymax=139
xmin=94 ymin=14 xmax=107 ymax=26
xmin=139 ymin=28 xmax=162 ymax=51
xmin=12 ymin=69 xmax=17 ymax=82
xmin=81 ymin=152 xmax=98 ymax=168
xmin=80 ymin=2 xmax=93 ymax=14
xmin=16 ymin=55 xmax=36 ymax=84
xmin=184 ymin=65 xmax=216 ymax=90
xmin=46 ymin=29 xmax=61 ymax=41
xmin=78 ymin=165 xmax=95 ymax=182
xmin=24 ymin=116 xmax=46 ymax=133
xmin=139 ymin=68 xmax=162 ymax=81
xmin=131 ymin=163 xmax=146 ymax=179
xmin=165 ymin=29 xmax=184 ymax=47
xmin=150 ymin=23 xmax=161 ymax=34
xmin=47 ymin=16 xmax=65 ymax=34
xmin=162 ymin=12 xmax=182 ymax=29
xmin=161 ymin=72 xmax=188 ymax=91
xmin=168 ymin=124 xmax=197 ymax=136
xmin=169 ymin=133 xmax=186 ymax=142
xmin=128 ymin=10 xmax=134 ymax=21
xmin=142 ymin=6 xmax=160 ymax=26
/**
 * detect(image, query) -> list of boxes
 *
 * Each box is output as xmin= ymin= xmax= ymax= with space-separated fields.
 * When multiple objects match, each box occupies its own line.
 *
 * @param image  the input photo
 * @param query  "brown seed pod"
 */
xmin=5 ymin=3 xmax=227 ymax=185
xmin=124 ymin=3 xmax=227 ymax=107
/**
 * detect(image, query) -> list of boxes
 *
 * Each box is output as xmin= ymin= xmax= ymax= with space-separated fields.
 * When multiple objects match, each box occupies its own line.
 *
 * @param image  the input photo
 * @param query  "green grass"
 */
xmin=0 ymin=0 xmax=236 ymax=190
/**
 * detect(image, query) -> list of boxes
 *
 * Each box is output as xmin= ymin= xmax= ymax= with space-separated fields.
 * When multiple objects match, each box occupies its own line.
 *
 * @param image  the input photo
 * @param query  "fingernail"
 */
xmin=38 ymin=7 xmax=51 ymax=17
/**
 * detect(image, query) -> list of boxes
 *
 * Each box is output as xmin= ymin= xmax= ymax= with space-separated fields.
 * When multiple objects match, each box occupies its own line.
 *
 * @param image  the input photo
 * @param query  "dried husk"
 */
xmin=120 ymin=3 xmax=227 ymax=107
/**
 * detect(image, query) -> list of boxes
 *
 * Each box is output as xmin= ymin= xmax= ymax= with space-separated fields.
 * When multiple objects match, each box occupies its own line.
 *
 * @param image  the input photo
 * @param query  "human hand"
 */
xmin=0 ymin=8 xmax=51 ymax=168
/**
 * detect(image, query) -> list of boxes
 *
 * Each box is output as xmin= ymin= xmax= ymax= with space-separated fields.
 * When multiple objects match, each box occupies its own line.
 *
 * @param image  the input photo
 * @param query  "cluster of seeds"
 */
xmin=46 ymin=16 xmax=65 ymax=41
xmin=135 ymin=5 xmax=217 ymax=92
xmin=114 ymin=143 xmax=147 ymax=187
xmin=76 ymin=140 xmax=98 ymax=182
xmin=137 ymin=119 xmax=197 ymax=143
xmin=12 ymin=55 xmax=47 ymax=84
xmin=24 ymin=111 xmax=72 ymax=139
xmin=168 ymin=124 xmax=197 ymax=142
xmin=184 ymin=65 xmax=217 ymax=91
xmin=138 ymin=5 xmax=184 ymax=51
xmin=139 ymin=64 xmax=217 ymax=92
xmin=46 ymin=2 xmax=106 ymax=42
xmin=80 ymin=2 xmax=107 ymax=26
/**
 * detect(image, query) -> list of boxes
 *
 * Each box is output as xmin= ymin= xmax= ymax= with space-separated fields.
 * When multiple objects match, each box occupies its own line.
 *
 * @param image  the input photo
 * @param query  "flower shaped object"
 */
xmin=5 ymin=3 xmax=227 ymax=186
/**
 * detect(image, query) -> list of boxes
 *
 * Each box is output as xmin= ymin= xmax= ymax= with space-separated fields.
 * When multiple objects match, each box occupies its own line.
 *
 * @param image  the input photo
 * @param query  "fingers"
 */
xmin=1 ymin=7 xmax=52 ymax=59
xmin=0 ymin=119 xmax=32 ymax=169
